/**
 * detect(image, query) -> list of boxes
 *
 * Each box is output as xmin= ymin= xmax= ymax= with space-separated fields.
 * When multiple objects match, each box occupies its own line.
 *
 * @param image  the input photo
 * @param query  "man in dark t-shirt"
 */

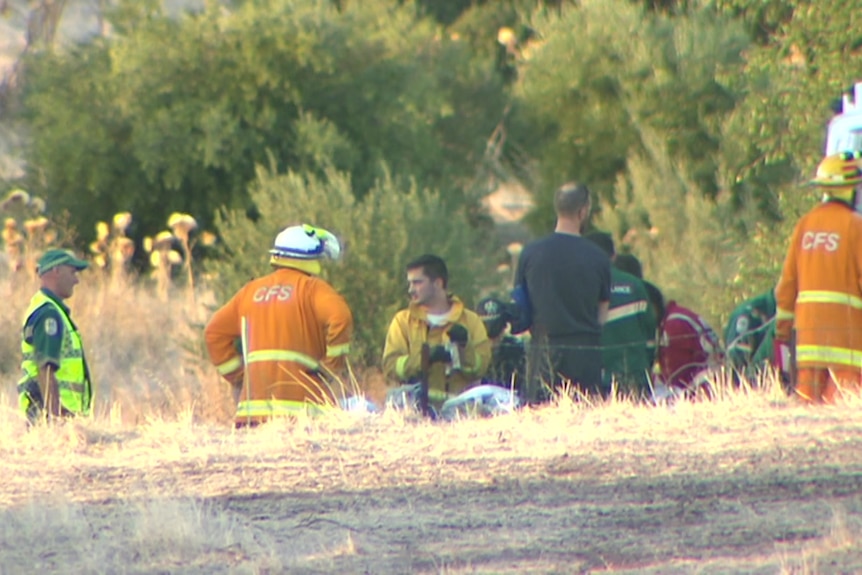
xmin=513 ymin=182 xmax=611 ymax=401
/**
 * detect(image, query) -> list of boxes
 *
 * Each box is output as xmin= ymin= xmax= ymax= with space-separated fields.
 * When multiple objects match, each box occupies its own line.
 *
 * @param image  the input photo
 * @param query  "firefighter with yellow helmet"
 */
xmin=204 ymin=224 xmax=353 ymax=426
xmin=775 ymin=151 xmax=862 ymax=402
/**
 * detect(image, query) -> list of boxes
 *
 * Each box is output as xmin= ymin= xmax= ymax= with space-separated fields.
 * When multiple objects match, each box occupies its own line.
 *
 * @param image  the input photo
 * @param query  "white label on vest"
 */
xmin=45 ymin=318 xmax=58 ymax=336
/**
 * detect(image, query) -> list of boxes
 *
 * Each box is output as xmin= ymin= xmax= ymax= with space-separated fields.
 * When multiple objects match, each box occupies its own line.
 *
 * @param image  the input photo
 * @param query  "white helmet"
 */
xmin=269 ymin=224 xmax=342 ymax=261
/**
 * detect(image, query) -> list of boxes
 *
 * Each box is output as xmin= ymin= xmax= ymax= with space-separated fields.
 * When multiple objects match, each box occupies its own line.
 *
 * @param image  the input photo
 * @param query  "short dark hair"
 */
xmin=406 ymin=254 xmax=448 ymax=288
xmin=584 ymin=231 xmax=615 ymax=258
xmin=644 ymin=281 xmax=665 ymax=321
xmin=554 ymin=182 xmax=591 ymax=217
xmin=615 ymin=253 xmax=643 ymax=279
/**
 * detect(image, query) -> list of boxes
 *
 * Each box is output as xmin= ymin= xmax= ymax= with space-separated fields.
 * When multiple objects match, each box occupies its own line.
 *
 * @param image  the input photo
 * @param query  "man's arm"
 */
xmin=775 ymin=223 xmax=801 ymax=342
xmin=455 ymin=314 xmax=492 ymax=379
xmin=855 ymin=219 xmax=862 ymax=296
xmin=313 ymin=282 xmax=354 ymax=378
xmin=636 ymin=283 xmax=657 ymax=364
xmin=597 ymin=254 xmax=611 ymax=326
xmin=510 ymin=249 xmax=532 ymax=334
xmin=598 ymin=301 xmax=609 ymax=326
xmin=381 ymin=312 xmax=422 ymax=382
xmin=28 ymin=308 xmax=65 ymax=417
xmin=39 ymin=365 xmax=62 ymax=417
xmin=203 ymin=291 xmax=244 ymax=394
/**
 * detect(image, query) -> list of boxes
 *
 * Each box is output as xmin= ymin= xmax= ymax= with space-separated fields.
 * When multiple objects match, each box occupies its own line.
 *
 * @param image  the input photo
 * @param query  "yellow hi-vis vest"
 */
xmin=18 ymin=291 xmax=92 ymax=416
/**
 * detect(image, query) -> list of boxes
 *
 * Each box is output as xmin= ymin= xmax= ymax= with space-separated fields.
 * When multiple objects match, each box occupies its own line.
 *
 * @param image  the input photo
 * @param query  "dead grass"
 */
xmin=1 ymin=274 xmax=862 ymax=573
xmin=0 ymin=383 xmax=861 ymax=573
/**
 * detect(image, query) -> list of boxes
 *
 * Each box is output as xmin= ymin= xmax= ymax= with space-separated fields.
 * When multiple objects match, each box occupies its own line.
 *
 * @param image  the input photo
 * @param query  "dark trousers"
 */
xmin=526 ymin=334 xmax=604 ymax=402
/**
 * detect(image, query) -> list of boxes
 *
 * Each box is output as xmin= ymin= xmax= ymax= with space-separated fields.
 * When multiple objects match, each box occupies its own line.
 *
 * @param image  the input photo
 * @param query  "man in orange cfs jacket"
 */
xmin=205 ymin=224 xmax=353 ymax=425
xmin=776 ymin=151 xmax=862 ymax=403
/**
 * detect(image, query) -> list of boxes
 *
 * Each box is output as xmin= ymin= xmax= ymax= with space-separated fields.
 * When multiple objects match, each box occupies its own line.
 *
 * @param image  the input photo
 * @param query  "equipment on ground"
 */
xmin=440 ymin=384 xmax=519 ymax=421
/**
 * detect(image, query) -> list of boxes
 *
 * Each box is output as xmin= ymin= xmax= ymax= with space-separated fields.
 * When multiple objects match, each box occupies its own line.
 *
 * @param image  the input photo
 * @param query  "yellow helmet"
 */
xmin=810 ymin=151 xmax=862 ymax=187
xmin=810 ymin=151 xmax=862 ymax=204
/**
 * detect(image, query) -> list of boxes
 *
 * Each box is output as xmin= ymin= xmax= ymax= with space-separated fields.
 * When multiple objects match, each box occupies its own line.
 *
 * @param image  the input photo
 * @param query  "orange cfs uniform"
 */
xmin=775 ymin=153 xmax=862 ymax=403
xmin=205 ymin=224 xmax=353 ymax=424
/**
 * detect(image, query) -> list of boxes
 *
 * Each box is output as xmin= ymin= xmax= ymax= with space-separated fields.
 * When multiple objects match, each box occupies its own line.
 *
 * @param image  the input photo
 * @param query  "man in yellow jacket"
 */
xmin=205 ymin=224 xmax=353 ymax=426
xmin=776 ymin=151 xmax=862 ymax=403
xmin=382 ymin=254 xmax=491 ymax=411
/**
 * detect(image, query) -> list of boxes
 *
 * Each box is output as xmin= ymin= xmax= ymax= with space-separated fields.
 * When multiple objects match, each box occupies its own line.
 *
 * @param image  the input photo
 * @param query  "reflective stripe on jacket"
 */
xmin=775 ymin=201 xmax=862 ymax=369
xmin=18 ymin=291 xmax=92 ymax=416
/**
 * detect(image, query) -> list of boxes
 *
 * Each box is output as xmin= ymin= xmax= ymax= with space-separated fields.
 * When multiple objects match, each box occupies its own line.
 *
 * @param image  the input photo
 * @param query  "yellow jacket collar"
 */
xmin=408 ymin=295 xmax=465 ymax=323
xmin=270 ymin=255 xmax=321 ymax=275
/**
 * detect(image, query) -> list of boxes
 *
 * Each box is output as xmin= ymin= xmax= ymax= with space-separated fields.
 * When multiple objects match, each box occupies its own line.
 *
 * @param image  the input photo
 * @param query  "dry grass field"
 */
xmin=0 ymin=272 xmax=861 ymax=574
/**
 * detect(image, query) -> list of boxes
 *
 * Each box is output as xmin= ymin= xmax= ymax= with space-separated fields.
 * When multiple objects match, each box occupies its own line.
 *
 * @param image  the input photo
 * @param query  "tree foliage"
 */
xmin=595 ymin=130 xmax=757 ymax=327
xmin=15 ymin=0 xmax=507 ymax=242
xmin=509 ymin=0 xmax=749 ymax=232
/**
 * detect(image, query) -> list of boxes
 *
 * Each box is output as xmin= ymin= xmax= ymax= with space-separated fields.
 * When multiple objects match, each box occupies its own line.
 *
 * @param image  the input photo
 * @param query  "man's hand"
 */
xmin=40 ymin=366 xmax=62 ymax=419
xmin=428 ymin=345 xmax=452 ymax=364
xmin=223 ymin=369 xmax=245 ymax=404
xmin=775 ymin=319 xmax=793 ymax=343
xmin=447 ymin=324 xmax=468 ymax=346
xmin=223 ymin=368 xmax=244 ymax=386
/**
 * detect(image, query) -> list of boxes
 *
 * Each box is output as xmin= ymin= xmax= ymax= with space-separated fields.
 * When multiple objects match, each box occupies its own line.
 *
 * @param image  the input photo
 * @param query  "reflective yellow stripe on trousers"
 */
xmin=797 ymin=290 xmax=862 ymax=310
xmin=796 ymin=345 xmax=862 ymax=368
xmin=235 ymin=399 xmax=331 ymax=418
xmin=246 ymin=349 xmax=320 ymax=370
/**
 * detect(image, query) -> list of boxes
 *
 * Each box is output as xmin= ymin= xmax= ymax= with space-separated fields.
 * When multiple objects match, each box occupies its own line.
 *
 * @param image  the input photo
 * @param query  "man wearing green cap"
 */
xmin=18 ymin=249 xmax=93 ymax=424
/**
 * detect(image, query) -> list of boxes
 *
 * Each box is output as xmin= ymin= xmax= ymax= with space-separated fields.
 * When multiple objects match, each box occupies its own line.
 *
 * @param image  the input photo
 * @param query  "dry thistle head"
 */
xmin=112 ymin=212 xmax=133 ymax=236
xmin=2 ymin=188 xmax=30 ymax=210
xmin=89 ymin=240 xmax=105 ymax=255
xmin=115 ymin=237 xmax=136 ymax=262
xmin=506 ymin=242 xmax=523 ymax=257
xmin=96 ymin=221 xmax=110 ymax=242
xmin=168 ymin=212 xmax=197 ymax=241
xmin=93 ymin=253 xmax=107 ymax=269
xmin=497 ymin=27 xmax=516 ymax=47
xmin=199 ymin=230 xmax=217 ymax=247
xmin=2 ymin=219 xmax=22 ymax=246
xmin=23 ymin=217 xmax=49 ymax=235
xmin=43 ymin=229 xmax=57 ymax=244
xmin=153 ymin=231 xmax=174 ymax=250
xmin=150 ymin=250 xmax=182 ymax=267
xmin=29 ymin=196 xmax=46 ymax=214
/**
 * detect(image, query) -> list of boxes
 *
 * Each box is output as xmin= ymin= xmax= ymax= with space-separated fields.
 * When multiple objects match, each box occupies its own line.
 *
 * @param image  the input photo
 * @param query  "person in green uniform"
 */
xmin=18 ymin=249 xmax=93 ymax=424
xmin=585 ymin=233 xmax=656 ymax=397
xmin=475 ymin=297 xmax=527 ymax=390
xmin=724 ymin=290 xmax=776 ymax=377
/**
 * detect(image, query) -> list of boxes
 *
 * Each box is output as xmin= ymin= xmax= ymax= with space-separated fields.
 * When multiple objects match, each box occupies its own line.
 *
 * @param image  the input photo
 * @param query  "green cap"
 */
xmin=37 ymin=249 xmax=89 ymax=275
